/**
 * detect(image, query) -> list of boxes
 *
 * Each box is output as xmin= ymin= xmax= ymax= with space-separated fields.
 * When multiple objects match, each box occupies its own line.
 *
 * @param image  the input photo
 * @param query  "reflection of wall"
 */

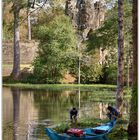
xmin=3 ymin=87 xmax=39 ymax=140
xmin=99 ymin=102 xmax=109 ymax=119
xmin=20 ymin=92 xmax=38 ymax=121
xmin=3 ymin=87 xmax=13 ymax=140
xmin=18 ymin=93 xmax=39 ymax=140
xmin=79 ymin=103 xmax=103 ymax=118
xmin=3 ymin=87 xmax=13 ymax=124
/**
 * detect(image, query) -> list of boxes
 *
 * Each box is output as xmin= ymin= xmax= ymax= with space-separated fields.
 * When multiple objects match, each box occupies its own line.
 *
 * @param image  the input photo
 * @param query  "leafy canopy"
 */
xmin=33 ymin=10 xmax=78 ymax=83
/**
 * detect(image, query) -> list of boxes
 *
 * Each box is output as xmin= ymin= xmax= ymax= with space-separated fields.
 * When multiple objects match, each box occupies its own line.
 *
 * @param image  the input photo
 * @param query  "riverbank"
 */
xmin=3 ymin=83 xmax=117 ymax=90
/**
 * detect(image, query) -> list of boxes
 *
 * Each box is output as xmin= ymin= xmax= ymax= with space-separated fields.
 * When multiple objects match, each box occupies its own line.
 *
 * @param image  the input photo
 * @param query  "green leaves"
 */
xmin=85 ymin=1 xmax=132 ymax=84
xmin=33 ymin=12 xmax=78 ymax=83
xmin=87 ymin=11 xmax=118 ymax=51
xmin=87 ymin=1 xmax=132 ymax=51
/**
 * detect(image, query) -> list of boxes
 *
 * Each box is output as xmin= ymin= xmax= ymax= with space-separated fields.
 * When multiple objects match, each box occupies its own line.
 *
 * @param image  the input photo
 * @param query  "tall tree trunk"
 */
xmin=128 ymin=0 xmax=138 ymax=135
xmin=116 ymin=0 xmax=124 ymax=116
xmin=11 ymin=8 xmax=20 ymax=80
xmin=27 ymin=8 xmax=31 ymax=40
xmin=78 ymin=41 xmax=81 ymax=84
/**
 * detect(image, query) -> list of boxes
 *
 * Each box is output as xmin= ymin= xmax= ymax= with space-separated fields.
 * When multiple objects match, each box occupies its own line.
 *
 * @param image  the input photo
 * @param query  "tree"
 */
xmin=27 ymin=5 xmax=31 ymax=40
xmin=9 ymin=0 xmax=27 ymax=80
xmin=116 ymin=0 xmax=124 ymax=116
xmin=86 ymin=1 xmax=132 ymax=85
xmin=33 ymin=10 xmax=78 ymax=83
xmin=128 ymin=0 xmax=138 ymax=135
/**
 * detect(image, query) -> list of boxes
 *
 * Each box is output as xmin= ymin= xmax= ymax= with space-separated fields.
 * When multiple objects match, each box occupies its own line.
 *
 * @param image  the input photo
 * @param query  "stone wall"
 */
xmin=3 ymin=40 xmax=39 ymax=64
xmin=2 ymin=40 xmax=39 ymax=76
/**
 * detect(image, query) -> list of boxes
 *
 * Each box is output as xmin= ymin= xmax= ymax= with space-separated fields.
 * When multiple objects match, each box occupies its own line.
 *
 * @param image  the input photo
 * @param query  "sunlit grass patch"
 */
xmin=3 ymin=83 xmax=117 ymax=91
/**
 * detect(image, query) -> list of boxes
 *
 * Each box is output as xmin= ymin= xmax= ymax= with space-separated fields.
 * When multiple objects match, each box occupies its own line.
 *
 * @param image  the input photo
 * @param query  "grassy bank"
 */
xmin=3 ymin=83 xmax=117 ymax=91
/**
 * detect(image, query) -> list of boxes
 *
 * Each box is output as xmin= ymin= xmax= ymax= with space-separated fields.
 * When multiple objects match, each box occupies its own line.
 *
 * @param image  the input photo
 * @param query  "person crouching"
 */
xmin=70 ymin=107 xmax=78 ymax=123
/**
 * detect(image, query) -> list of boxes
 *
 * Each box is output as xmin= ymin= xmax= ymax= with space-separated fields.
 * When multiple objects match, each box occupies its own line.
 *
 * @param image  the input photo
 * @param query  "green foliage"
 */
xmin=108 ymin=126 xmax=128 ymax=138
xmin=3 ymin=1 xmax=133 ymax=84
xmin=76 ymin=118 xmax=108 ymax=128
xmin=108 ymin=118 xmax=130 ymax=139
xmin=87 ymin=6 xmax=118 ymax=50
xmin=80 ymin=63 xmax=103 ymax=84
xmin=3 ymin=83 xmax=117 ymax=91
xmin=54 ymin=118 xmax=109 ymax=133
xmin=87 ymin=1 xmax=132 ymax=50
xmin=3 ymin=0 xmax=32 ymax=40
xmin=33 ymin=10 xmax=78 ymax=83
xmin=11 ymin=0 xmax=28 ymax=9
xmin=132 ymin=85 xmax=138 ymax=110
xmin=128 ymin=84 xmax=138 ymax=128
xmin=100 ymin=65 xmax=117 ymax=84
xmin=3 ymin=23 xmax=13 ymax=40
xmin=54 ymin=123 xmax=71 ymax=133
xmin=86 ymin=1 xmax=132 ymax=84
xmin=3 ymin=3 xmax=14 ymax=40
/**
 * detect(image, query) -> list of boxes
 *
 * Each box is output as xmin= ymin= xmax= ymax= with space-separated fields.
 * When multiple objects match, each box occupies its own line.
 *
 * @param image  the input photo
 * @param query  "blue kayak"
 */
xmin=45 ymin=120 xmax=116 ymax=140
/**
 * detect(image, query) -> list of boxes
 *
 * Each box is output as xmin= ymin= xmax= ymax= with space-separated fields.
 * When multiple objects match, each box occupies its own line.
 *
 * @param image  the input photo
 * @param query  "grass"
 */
xmin=55 ymin=118 xmax=138 ymax=140
xmin=2 ymin=64 xmax=32 ymax=76
xmin=52 ymin=118 xmax=130 ymax=139
xmin=3 ymin=83 xmax=117 ymax=91
xmin=53 ymin=118 xmax=109 ymax=133
xmin=3 ymin=64 xmax=31 ymax=67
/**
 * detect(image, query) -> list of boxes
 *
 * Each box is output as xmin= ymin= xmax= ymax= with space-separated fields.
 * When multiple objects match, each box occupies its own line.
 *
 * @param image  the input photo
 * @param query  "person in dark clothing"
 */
xmin=70 ymin=108 xmax=78 ymax=123
xmin=107 ymin=106 xmax=119 ymax=120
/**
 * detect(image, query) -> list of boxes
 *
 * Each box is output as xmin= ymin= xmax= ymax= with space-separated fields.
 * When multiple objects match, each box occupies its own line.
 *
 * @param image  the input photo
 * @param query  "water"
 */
xmin=2 ymin=86 xmax=133 ymax=140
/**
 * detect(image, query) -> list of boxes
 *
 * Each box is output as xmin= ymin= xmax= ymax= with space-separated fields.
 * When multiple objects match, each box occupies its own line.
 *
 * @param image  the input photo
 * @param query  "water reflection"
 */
xmin=12 ymin=88 xmax=20 ymax=140
xmin=3 ymin=87 xmax=130 ymax=140
xmin=99 ymin=102 xmax=104 ymax=119
xmin=99 ymin=102 xmax=110 ymax=120
xmin=78 ymin=87 xmax=81 ymax=118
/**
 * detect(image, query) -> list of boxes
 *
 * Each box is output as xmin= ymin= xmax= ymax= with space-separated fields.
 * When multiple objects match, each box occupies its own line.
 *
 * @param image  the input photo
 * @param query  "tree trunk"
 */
xmin=128 ymin=0 xmax=138 ymax=135
xmin=78 ymin=41 xmax=81 ymax=84
xmin=27 ymin=8 xmax=31 ymax=40
xmin=11 ymin=8 xmax=20 ymax=80
xmin=116 ymin=0 xmax=124 ymax=116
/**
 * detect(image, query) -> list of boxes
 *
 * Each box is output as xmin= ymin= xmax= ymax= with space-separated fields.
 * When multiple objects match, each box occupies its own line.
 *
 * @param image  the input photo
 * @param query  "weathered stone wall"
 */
xmin=3 ymin=40 xmax=39 ymax=64
xmin=2 ymin=40 xmax=39 ymax=76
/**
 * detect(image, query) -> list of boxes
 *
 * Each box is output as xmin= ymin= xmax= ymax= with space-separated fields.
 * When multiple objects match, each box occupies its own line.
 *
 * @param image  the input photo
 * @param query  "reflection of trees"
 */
xmin=123 ymin=100 xmax=129 ymax=116
xmin=31 ymin=88 xmax=130 ymax=121
xmin=33 ymin=90 xmax=79 ymax=121
xmin=32 ymin=89 xmax=120 ymax=122
xmin=11 ymin=88 xmax=20 ymax=140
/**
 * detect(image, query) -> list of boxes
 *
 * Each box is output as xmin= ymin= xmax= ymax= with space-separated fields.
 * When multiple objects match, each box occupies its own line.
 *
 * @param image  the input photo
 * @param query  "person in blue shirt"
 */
xmin=70 ymin=107 xmax=78 ymax=123
xmin=107 ymin=106 xmax=119 ymax=120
